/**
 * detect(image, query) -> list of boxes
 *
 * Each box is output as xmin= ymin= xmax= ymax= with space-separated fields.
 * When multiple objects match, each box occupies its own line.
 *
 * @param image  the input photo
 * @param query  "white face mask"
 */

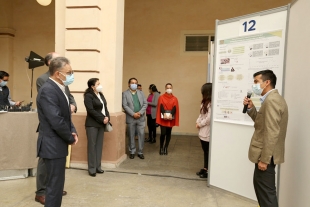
xmin=252 ymin=82 xmax=265 ymax=95
xmin=166 ymin=89 xmax=172 ymax=94
xmin=96 ymin=85 xmax=103 ymax=93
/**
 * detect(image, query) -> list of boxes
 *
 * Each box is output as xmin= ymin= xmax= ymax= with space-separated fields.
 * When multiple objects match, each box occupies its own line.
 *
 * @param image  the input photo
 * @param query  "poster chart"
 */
xmin=214 ymin=30 xmax=285 ymax=125
xmin=209 ymin=5 xmax=289 ymax=201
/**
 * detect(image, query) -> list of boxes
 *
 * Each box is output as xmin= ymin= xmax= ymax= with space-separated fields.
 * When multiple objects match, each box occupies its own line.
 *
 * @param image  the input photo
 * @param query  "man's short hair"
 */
xmin=0 ymin=71 xmax=9 ymax=79
xmin=137 ymin=84 xmax=142 ymax=87
xmin=49 ymin=57 xmax=70 ymax=75
xmin=253 ymin=69 xmax=277 ymax=88
xmin=44 ymin=53 xmax=54 ymax=66
xmin=128 ymin=77 xmax=138 ymax=84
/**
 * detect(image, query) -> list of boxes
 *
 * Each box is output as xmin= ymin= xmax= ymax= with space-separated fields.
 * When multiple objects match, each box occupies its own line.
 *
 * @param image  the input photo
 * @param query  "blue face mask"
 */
xmin=130 ymin=84 xmax=137 ymax=90
xmin=252 ymin=82 xmax=265 ymax=96
xmin=0 ymin=80 xmax=7 ymax=87
xmin=59 ymin=72 xmax=74 ymax=86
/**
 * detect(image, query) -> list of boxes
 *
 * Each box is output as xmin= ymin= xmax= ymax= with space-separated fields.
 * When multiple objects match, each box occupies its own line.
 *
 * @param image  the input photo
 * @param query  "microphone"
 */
xmin=242 ymin=91 xmax=252 ymax=113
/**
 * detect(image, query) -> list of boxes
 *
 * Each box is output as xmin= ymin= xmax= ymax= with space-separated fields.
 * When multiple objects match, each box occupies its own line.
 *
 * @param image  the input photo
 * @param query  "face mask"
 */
xmin=0 ymin=80 xmax=7 ymax=87
xmin=252 ymin=83 xmax=265 ymax=95
xmin=59 ymin=72 xmax=74 ymax=86
xmin=96 ymin=85 xmax=103 ymax=93
xmin=130 ymin=84 xmax=137 ymax=90
xmin=166 ymin=89 xmax=172 ymax=94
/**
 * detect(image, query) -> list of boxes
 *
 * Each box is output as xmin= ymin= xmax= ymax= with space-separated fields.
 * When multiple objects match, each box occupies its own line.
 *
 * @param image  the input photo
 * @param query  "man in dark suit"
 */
xmin=37 ymin=57 xmax=78 ymax=207
xmin=35 ymin=52 xmax=77 ymax=205
xmin=244 ymin=70 xmax=288 ymax=207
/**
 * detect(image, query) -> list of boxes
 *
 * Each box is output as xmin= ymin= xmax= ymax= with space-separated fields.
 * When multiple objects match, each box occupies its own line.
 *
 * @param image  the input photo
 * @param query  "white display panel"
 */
xmin=209 ymin=5 xmax=289 ymax=200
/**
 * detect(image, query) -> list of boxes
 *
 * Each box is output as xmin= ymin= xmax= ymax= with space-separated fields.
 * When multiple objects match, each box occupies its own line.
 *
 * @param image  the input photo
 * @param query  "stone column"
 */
xmin=55 ymin=0 xmax=126 ymax=168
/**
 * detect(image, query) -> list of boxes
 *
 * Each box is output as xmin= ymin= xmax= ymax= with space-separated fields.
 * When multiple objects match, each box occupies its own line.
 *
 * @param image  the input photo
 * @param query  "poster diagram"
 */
xmin=214 ymin=30 xmax=284 ymax=124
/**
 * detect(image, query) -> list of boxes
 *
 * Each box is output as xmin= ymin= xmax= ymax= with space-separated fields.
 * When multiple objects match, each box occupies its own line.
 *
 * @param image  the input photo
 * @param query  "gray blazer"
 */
xmin=122 ymin=89 xmax=147 ymax=124
xmin=147 ymin=92 xmax=160 ymax=119
xmin=36 ymin=71 xmax=77 ymax=110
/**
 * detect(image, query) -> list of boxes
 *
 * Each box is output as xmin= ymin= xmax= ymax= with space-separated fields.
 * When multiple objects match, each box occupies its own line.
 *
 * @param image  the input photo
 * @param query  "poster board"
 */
xmin=209 ymin=5 xmax=289 ymax=200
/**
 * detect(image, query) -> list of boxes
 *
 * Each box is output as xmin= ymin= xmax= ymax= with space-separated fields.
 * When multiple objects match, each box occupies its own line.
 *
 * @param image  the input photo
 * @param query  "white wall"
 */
xmin=279 ymin=0 xmax=310 ymax=206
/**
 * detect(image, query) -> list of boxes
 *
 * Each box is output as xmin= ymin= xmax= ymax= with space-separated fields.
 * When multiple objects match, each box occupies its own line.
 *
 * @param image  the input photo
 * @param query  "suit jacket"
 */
xmin=122 ymin=89 xmax=147 ymax=123
xmin=36 ymin=71 xmax=77 ymax=111
xmin=84 ymin=91 xmax=110 ymax=128
xmin=247 ymin=89 xmax=288 ymax=165
xmin=147 ymin=92 xmax=160 ymax=119
xmin=36 ymin=78 xmax=77 ymax=159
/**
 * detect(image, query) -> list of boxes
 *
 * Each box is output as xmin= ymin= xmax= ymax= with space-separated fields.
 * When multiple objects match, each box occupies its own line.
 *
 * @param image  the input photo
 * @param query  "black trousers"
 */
xmin=160 ymin=126 xmax=172 ymax=148
xmin=200 ymin=140 xmax=209 ymax=169
xmin=44 ymin=157 xmax=66 ymax=207
xmin=253 ymin=157 xmax=278 ymax=207
xmin=146 ymin=114 xmax=156 ymax=139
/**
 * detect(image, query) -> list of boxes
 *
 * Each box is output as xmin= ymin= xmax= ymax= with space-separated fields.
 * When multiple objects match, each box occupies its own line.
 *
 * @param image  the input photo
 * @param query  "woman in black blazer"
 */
xmin=84 ymin=78 xmax=110 ymax=177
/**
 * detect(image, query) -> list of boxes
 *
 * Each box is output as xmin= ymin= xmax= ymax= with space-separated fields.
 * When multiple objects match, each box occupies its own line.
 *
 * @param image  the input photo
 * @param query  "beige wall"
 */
xmin=123 ymin=0 xmax=291 ymax=134
xmin=0 ymin=0 xmax=55 ymax=107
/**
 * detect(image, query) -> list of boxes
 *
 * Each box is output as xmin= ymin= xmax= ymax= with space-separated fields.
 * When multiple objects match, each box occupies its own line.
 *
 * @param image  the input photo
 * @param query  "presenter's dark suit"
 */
xmin=35 ymin=71 xmax=77 ymax=197
xmin=37 ymin=78 xmax=76 ymax=207
xmin=247 ymin=89 xmax=288 ymax=207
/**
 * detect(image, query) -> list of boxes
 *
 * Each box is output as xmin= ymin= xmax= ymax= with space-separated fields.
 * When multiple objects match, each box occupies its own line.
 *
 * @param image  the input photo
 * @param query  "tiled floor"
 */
xmin=0 ymin=135 xmax=257 ymax=207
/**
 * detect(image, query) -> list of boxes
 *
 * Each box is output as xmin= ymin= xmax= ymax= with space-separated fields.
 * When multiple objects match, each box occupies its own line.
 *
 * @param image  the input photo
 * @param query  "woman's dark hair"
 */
xmin=200 ymin=83 xmax=212 ymax=114
xmin=84 ymin=78 xmax=99 ymax=96
xmin=149 ymin=84 xmax=160 ymax=94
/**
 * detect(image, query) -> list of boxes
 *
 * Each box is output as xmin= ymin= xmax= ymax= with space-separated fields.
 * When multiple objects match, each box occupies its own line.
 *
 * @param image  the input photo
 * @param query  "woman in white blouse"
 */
xmin=195 ymin=83 xmax=212 ymax=178
xmin=84 ymin=78 xmax=110 ymax=177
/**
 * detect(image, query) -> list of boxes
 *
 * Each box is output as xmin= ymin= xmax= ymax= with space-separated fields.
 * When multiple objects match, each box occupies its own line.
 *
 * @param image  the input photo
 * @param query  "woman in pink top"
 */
xmin=145 ymin=84 xmax=160 ymax=143
xmin=196 ymin=83 xmax=212 ymax=178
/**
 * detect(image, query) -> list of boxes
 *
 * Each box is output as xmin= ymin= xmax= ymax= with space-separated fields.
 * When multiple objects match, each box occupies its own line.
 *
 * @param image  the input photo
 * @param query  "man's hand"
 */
xmin=15 ymin=101 xmax=22 ymax=106
xmin=71 ymin=133 xmax=78 ymax=145
xmin=258 ymin=161 xmax=268 ymax=171
xmin=103 ymin=117 xmax=109 ymax=124
xmin=70 ymin=104 xmax=76 ymax=114
xmin=133 ymin=113 xmax=141 ymax=119
xmin=243 ymin=96 xmax=254 ymax=109
xmin=196 ymin=123 xmax=200 ymax=129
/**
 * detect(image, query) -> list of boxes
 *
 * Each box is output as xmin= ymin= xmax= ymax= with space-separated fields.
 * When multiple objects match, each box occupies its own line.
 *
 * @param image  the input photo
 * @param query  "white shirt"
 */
xmin=49 ymin=78 xmax=69 ymax=105
xmin=96 ymin=93 xmax=106 ymax=116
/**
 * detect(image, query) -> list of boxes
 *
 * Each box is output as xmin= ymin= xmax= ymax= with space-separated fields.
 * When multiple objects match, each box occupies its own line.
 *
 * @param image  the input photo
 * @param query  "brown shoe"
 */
xmin=62 ymin=191 xmax=67 ymax=196
xmin=35 ymin=195 xmax=45 ymax=205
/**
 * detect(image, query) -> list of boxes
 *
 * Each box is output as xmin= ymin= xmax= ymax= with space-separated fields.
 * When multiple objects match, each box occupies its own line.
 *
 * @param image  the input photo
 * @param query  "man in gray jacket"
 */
xmin=122 ymin=78 xmax=147 ymax=159
xmin=34 ymin=52 xmax=77 ymax=205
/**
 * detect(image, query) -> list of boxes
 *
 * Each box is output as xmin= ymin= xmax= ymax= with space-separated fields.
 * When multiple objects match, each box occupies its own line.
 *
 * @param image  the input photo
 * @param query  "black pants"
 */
xmin=200 ymin=140 xmax=209 ymax=169
xmin=146 ymin=114 xmax=156 ymax=139
xmin=44 ymin=157 xmax=66 ymax=207
xmin=160 ymin=126 xmax=172 ymax=148
xmin=253 ymin=157 xmax=278 ymax=207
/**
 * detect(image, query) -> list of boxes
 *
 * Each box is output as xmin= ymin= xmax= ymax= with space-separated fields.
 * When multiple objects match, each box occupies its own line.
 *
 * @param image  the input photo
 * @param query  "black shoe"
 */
xmin=89 ymin=172 xmax=96 ymax=177
xmin=129 ymin=154 xmax=135 ymax=159
xmin=199 ymin=171 xmax=208 ymax=178
xmin=159 ymin=148 xmax=164 ymax=155
xmin=144 ymin=138 xmax=150 ymax=142
xmin=138 ymin=154 xmax=145 ymax=159
xmin=196 ymin=169 xmax=206 ymax=176
xmin=96 ymin=169 xmax=104 ymax=174
xmin=163 ymin=147 xmax=168 ymax=155
xmin=150 ymin=138 xmax=156 ymax=144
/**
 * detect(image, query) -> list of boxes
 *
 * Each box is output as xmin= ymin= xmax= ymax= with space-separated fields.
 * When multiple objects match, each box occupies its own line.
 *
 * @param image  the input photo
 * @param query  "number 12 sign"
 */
xmin=239 ymin=16 xmax=260 ymax=36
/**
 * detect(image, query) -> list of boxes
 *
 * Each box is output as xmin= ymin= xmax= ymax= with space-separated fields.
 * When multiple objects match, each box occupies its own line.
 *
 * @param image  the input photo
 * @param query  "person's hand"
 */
xmin=70 ymin=104 xmax=76 ymax=114
xmin=196 ymin=123 xmax=200 ymax=129
xmin=258 ymin=161 xmax=267 ymax=171
xmin=163 ymin=113 xmax=168 ymax=120
xmin=103 ymin=117 xmax=109 ymax=124
xmin=71 ymin=133 xmax=78 ymax=145
xmin=133 ymin=113 xmax=140 ymax=119
xmin=167 ymin=114 xmax=172 ymax=120
xmin=15 ymin=101 xmax=21 ymax=106
xmin=243 ymin=96 xmax=253 ymax=109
